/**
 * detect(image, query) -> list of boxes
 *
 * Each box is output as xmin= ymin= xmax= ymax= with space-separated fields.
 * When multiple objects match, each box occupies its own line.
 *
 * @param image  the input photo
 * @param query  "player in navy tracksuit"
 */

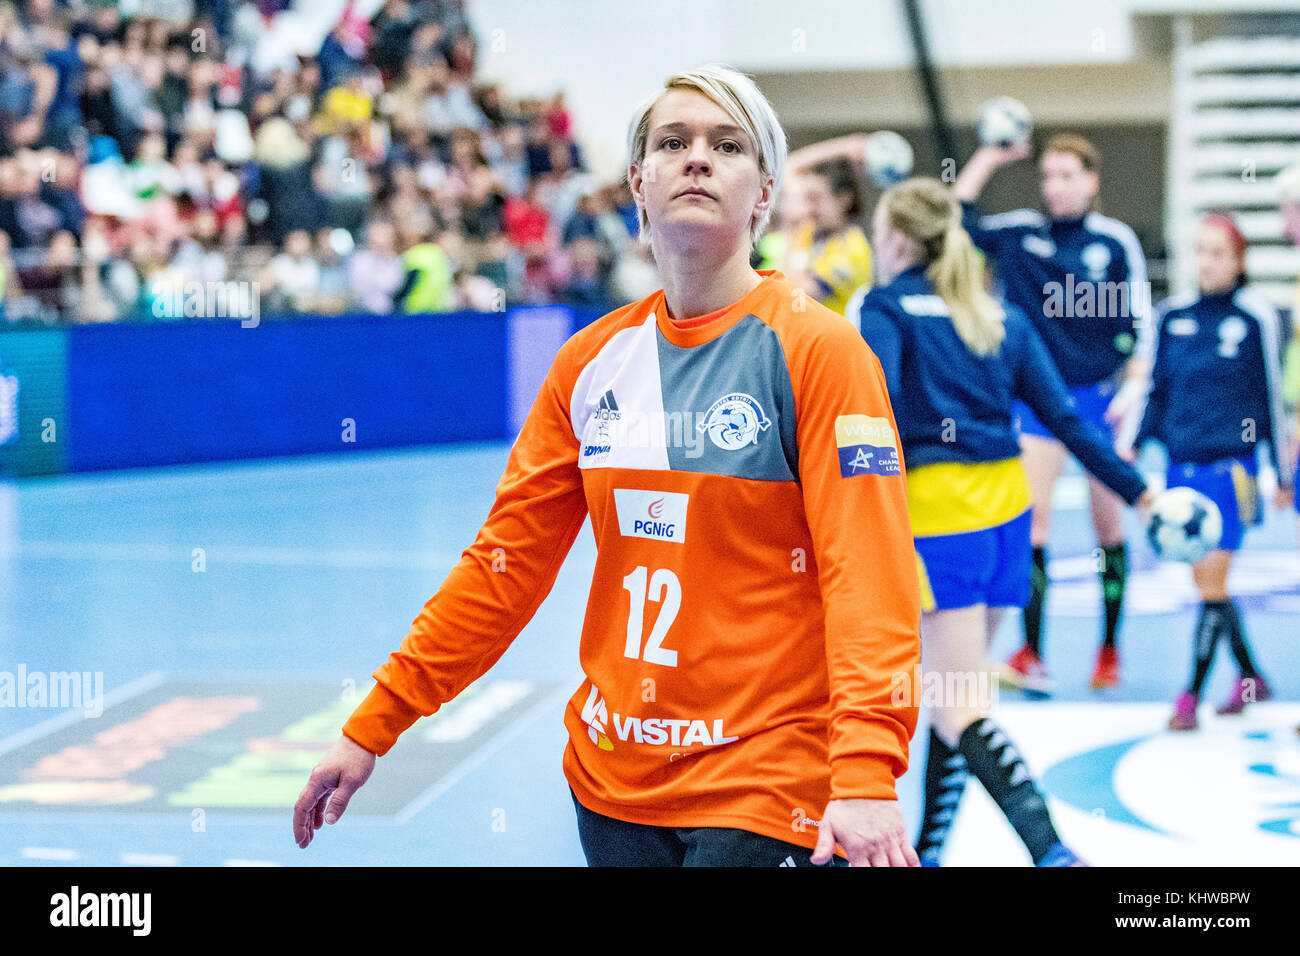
xmin=953 ymin=133 xmax=1154 ymax=695
xmin=848 ymin=177 xmax=1153 ymax=866
xmin=1126 ymin=214 xmax=1293 ymax=731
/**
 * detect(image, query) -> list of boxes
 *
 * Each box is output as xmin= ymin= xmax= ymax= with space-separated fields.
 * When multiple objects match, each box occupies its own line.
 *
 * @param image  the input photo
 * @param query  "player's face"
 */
xmin=631 ymin=89 xmax=771 ymax=252
xmin=803 ymin=173 xmax=845 ymax=232
xmin=1194 ymin=224 xmax=1242 ymax=295
xmin=1039 ymin=150 xmax=1098 ymax=220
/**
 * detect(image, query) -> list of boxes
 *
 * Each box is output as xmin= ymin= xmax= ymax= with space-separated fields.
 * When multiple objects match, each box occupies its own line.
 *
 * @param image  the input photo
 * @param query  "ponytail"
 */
xmin=928 ymin=220 xmax=1005 ymax=357
xmin=880 ymin=177 xmax=1006 ymax=357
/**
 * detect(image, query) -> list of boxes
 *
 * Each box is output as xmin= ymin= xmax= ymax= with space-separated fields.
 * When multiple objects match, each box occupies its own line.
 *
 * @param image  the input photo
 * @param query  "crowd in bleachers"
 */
xmin=0 ymin=0 xmax=660 ymax=323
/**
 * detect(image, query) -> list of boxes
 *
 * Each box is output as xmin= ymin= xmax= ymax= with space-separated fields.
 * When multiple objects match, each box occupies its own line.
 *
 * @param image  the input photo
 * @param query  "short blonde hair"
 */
xmin=626 ymin=63 xmax=787 ymax=249
xmin=1043 ymin=133 xmax=1100 ymax=173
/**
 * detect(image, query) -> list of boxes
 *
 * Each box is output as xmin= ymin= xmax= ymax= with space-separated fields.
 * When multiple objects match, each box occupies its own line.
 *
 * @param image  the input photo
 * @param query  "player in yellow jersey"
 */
xmin=766 ymin=136 xmax=874 ymax=315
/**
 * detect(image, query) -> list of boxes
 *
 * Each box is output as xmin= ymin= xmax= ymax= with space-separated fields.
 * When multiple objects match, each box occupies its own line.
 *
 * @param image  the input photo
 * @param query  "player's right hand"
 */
xmin=976 ymin=142 xmax=1031 ymax=168
xmin=293 ymin=735 xmax=376 ymax=848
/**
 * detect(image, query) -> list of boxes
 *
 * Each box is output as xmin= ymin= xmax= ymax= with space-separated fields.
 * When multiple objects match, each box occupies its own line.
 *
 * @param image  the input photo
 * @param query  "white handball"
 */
xmin=864 ymin=130 xmax=914 ymax=188
xmin=978 ymin=96 xmax=1032 ymax=148
xmin=1146 ymin=486 xmax=1223 ymax=563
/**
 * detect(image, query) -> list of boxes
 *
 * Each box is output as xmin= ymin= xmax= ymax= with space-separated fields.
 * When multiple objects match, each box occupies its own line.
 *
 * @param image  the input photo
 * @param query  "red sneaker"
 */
xmin=1090 ymin=645 xmax=1120 ymax=690
xmin=1002 ymin=645 xmax=1053 ymax=696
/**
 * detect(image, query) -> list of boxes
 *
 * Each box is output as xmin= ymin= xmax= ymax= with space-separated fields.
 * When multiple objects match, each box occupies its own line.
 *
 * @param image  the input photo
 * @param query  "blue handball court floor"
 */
xmin=2 ymin=442 xmax=1297 ymax=866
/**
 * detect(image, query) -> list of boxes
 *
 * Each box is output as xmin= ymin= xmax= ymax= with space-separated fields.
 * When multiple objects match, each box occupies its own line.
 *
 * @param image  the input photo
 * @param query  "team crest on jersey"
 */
xmin=1217 ymin=315 xmax=1248 ymax=358
xmin=697 ymin=392 xmax=771 ymax=451
xmin=1168 ymin=317 xmax=1198 ymax=337
xmin=1022 ymin=235 xmax=1056 ymax=258
xmin=834 ymin=414 xmax=900 ymax=478
xmin=1082 ymin=242 xmax=1112 ymax=281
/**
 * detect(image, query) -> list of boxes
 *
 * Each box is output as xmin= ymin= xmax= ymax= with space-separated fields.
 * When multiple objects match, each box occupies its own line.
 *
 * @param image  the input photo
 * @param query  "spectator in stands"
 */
xmin=313 ymin=227 xmax=353 ymax=314
xmin=263 ymin=228 xmax=321 ymax=313
xmin=0 ymin=0 xmax=640 ymax=325
xmin=423 ymin=54 xmax=487 ymax=139
xmin=446 ymin=127 xmax=505 ymax=241
xmin=557 ymin=236 xmax=610 ymax=310
xmin=316 ymin=123 xmax=372 ymax=236
xmin=396 ymin=224 xmax=454 ymax=314
xmin=0 ymin=228 xmax=21 ymax=320
xmin=348 ymin=219 xmax=404 ymax=314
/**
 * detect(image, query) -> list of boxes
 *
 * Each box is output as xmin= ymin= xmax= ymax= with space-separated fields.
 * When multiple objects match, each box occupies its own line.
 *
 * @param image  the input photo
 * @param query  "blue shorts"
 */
xmin=914 ymin=509 xmax=1032 ymax=611
xmin=1015 ymin=380 xmax=1115 ymax=442
xmin=1166 ymin=458 xmax=1260 ymax=553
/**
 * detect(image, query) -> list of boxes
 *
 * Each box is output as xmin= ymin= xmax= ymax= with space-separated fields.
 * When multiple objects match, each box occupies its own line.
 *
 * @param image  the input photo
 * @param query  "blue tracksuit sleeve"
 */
xmin=960 ymin=200 xmax=999 ymax=258
xmin=1013 ymin=314 xmax=1148 ymax=504
xmin=1133 ymin=308 xmax=1169 ymax=452
xmin=856 ymin=290 xmax=904 ymax=407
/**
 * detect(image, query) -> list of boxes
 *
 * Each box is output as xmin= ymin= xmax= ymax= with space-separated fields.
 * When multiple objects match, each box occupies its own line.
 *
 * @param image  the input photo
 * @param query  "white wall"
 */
xmin=470 ymin=0 xmax=1297 ymax=178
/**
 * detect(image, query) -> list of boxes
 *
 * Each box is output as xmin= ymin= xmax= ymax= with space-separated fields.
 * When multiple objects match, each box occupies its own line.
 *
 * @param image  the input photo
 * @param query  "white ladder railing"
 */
xmin=1167 ymin=21 xmax=1300 ymax=309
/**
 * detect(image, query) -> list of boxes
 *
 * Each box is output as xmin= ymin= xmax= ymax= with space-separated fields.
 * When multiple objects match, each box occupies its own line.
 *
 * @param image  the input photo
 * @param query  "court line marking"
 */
xmin=223 ymin=859 xmax=282 ymax=867
xmin=393 ymin=680 xmax=577 ymax=826
xmin=0 ymin=671 xmax=167 ymax=757
xmin=121 ymin=852 xmax=180 ymax=866
xmin=20 ymin=847 xmax=78 ymax=861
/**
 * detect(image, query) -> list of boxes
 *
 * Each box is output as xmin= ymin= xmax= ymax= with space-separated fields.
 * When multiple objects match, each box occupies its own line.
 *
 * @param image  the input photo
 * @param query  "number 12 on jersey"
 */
xmin=622 ymin=566 xmax=681 ymax=667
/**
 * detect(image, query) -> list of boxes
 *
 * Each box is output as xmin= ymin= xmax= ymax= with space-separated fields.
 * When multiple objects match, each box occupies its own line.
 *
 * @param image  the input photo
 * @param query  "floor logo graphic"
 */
xmin=0 ymin=679 xmax=549 ymax=816
xmin=939 ymin=703 xmax=1300 ymax=866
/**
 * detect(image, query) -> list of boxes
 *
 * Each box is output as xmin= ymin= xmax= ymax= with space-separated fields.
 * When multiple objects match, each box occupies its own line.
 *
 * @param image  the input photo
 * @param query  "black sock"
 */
xmin=915 ymin=728 xmax=968 ymax=864
xmin=957 ymin=718 xmax=1061 ymax=864
xmin=1189 ymin=601 xmax=1229 ymax=695
xmin=1220 ymin=599 xmax=1258 ymax=679
xmin=1024 ymin=546 xmax=1048 ymax=657
xmin=1100 ymin=543 xmax=1127 ymax=649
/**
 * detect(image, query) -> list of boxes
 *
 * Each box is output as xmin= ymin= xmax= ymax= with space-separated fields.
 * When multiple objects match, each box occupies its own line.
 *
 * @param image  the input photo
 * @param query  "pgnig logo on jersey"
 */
xmin=834 ymin=414 xmax=900 ymax=478
xmin=613 ymin=488 xmax=688 ymax=542
xmin=697 ymin=392 xmax=771 ymax=451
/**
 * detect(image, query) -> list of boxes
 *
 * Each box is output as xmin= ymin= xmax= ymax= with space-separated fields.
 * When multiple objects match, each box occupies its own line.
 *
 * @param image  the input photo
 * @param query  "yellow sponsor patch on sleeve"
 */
xmin=834 ymin=414 xmax=900 ymax=477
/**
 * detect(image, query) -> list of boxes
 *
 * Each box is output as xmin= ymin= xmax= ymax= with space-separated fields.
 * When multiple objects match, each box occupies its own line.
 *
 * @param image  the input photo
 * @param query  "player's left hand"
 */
xmin=1104 ymin=379 xmax=1145 ymax=425
xmin=811 ymin=798 xmax=920 ymax=867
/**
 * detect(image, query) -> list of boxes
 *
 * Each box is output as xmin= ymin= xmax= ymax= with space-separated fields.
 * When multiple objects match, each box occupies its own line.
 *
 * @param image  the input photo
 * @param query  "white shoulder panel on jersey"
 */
xmin=1233 ymin=287 xmax=1293 ymax=485
xmin=843 ymin=283 xmax=869 ymax=334
xmin=978 ymin=208 xmax=1045 ymax=231
xmin=570 ymin=313 xmax=671 ymax=471
xmin=1086 ymin=212 xmax=1154 ymax=358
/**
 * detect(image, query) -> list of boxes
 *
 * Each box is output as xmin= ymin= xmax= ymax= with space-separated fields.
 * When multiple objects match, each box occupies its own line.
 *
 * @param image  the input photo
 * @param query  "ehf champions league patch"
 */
xmin=834 ymin=414 xmax=900 ymax=478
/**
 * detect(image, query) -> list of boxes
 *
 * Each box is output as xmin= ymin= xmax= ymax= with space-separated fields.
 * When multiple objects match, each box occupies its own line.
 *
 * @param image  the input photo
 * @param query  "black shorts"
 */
xmin=570 ymin=789 xmax=847 ymax=867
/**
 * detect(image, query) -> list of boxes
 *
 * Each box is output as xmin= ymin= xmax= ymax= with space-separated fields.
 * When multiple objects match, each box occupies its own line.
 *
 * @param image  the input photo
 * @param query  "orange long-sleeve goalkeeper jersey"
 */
xmin=342 ymin=269 xmax=921 ymax=851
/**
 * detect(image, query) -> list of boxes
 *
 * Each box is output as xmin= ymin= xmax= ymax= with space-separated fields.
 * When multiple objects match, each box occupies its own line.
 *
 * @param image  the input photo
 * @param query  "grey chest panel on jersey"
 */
xmin=572 ymin=312 xmax=800 ymax=481
xmin=654 ymin=314 xmax=799 ymax=481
